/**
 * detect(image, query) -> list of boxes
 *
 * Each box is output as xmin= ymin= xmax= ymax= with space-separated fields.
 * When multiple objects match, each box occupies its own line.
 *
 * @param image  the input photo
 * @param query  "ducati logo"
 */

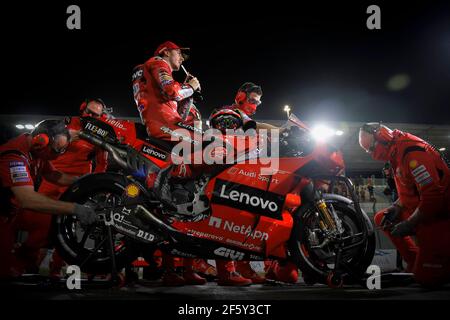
xmin=214 ymin=247 xmax=245 ymax=260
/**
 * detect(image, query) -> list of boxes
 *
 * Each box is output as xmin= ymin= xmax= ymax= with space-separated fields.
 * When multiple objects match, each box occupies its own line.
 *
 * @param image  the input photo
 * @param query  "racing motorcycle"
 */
xmin=52 ymin=113 xmax=375 ymax=287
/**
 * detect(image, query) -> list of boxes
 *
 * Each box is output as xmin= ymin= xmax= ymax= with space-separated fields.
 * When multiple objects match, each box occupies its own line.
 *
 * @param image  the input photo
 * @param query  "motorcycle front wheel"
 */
xmin=289 ymin=194 xmax=375 ymax=286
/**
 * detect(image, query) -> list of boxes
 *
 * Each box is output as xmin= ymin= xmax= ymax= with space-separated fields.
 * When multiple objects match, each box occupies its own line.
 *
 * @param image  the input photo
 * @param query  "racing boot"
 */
xmin=273 ymin=261 xmax=299 ymax=284
xmin=192 ymin=259 xmax=217 ymax=278
xmin=265 ymin=260 xmax=277 ymax=281
xmin=49 ymin=251 xmax=65 ymax=280
xmin=162 ymin=269 xmax=186 ymax=286
xmin=161 ymin=254 xmax=185 ymax=286
xmin=183 ymin=270 xmax=207 ymax=285
xmin=216 ymin=261 xmax=252 ymax=286
xmin=183 ymin=258 xmax=207 ymax=285
xmin=236 ymin=261 xmax=266 ymax=284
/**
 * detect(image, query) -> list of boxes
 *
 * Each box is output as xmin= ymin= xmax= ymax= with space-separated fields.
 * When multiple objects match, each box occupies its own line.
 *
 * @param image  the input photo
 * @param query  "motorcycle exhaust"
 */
xmin=134 ymin=205 xmax=178 ymax=233
xmin=79 ymin=131 xmax=129 ymax=169
xmin=134 ymin=205 xmax=195 ymax=245
xmin=78 ymin=131 xmax=159 ymax=176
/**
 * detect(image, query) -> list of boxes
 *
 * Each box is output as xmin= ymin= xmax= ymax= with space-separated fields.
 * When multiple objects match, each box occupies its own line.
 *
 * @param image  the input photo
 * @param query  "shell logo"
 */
xmin=409 ymin=160 xmax=418 ymax=169
xmin=125 ymin=184 xmax=140 ymax=198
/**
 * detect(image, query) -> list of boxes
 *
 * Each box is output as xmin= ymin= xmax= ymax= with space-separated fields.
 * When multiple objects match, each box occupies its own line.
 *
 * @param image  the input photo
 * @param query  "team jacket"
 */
xmin=50 ymin=116 xmax=108 ymax=176
xmin=0 ymin=134 xmax=55 ymax=215
xmin=389 ymin=130 xmax=450 ymax=219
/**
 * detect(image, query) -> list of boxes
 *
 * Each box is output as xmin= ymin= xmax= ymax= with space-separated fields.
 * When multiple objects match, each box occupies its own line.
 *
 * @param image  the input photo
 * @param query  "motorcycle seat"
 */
xmin=134 ymin=123 xmax=176 ymax=152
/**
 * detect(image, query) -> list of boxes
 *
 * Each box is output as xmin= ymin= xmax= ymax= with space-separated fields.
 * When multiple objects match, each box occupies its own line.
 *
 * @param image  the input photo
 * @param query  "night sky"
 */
xmin=2 ymin=1 xmax=450 ymax=124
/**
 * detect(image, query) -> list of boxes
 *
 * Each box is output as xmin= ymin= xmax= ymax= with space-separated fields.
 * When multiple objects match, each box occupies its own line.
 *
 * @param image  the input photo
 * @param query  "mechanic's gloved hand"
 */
xmin=391 ymin=220 xmax=416 ymax=237
xmin=73 ymin=203 xmax=97 ymax=226
xmin=380 ymin=204 xmax=402 ymax=230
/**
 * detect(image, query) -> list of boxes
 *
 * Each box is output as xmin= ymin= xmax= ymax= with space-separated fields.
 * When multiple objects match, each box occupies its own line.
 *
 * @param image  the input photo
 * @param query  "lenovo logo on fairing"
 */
xmin=211 ymin=179 xmax=284 ymax=219
xmin=141 ymin=145 xmax=167 ymax=161
xmin=214 ymin=247 xmax=245 ymax=260
xmin=219 ymin=185 xmax=279 ymax=212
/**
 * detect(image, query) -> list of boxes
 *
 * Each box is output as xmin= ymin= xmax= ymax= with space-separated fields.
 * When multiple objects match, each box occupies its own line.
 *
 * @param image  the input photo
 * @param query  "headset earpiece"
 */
xmin=235 ymin=91 xmax=247 ymax=105
xmin=31 ymin=119 xmax=70 ymax=151
xmin=79 ymin=99 xmax=89 ymax=113
xmin=31 ymin=133 xmax=50 ymax=149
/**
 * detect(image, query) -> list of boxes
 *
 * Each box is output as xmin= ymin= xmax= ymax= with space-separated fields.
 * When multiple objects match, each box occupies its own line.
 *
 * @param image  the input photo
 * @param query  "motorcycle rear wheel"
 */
xmin=51 ymin=173 xmax=141 ymax=274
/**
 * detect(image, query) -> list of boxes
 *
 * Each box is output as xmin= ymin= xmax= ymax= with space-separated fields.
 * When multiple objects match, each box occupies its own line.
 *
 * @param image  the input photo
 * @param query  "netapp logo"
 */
xmin=212 ymin=179 xmax=284 ymax=219
xmin=208 ymin=217 xmax=269 ymax=241
xmin=214 ymin=247 xmax=245 ymax=260
xmin=141 ymin=145 xmax=168 ymax=161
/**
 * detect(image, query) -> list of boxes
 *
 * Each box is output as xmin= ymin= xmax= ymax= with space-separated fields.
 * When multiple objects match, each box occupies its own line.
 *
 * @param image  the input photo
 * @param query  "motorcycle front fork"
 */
xmin=315 ymin=198 xmax=346 ymax=287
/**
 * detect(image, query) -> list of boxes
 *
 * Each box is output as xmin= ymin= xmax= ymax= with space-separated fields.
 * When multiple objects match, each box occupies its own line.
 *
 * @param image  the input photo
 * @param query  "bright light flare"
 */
xmin=311 ymin=125 xmax=335 ymax=141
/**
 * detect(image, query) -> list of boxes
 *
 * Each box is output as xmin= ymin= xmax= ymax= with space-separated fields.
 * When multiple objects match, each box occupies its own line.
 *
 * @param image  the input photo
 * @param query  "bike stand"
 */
xmin=326 ymin=246 xmax=345 ymax=288
xmin=105 ymin=223 xmax=124 ymax=287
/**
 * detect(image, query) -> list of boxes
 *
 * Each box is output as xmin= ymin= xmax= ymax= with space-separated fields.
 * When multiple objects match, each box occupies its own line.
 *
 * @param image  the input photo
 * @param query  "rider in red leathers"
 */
xmin=132 ymin=41 xmax=207 ymax=286
xmin=132 ymin=41 xmax=200 ymax=142
xmin=359 ymin=123 xmax=450 ymax=286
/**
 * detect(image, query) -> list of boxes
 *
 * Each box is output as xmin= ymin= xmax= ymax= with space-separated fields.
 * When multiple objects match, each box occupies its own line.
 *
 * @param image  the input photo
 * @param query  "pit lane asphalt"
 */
xmin=2 ymin=279 xmax=450 ymax=300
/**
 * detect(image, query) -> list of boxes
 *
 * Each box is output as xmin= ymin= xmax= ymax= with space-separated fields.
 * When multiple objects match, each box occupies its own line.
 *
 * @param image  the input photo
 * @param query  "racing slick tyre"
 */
xmin=289 ymin=194 xmax=375 ymax=287
xmin=51 ymin=173 xmax=141 ymax=274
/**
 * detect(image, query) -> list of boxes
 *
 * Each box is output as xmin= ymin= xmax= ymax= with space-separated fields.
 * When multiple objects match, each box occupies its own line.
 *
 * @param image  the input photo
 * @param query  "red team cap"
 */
xmin=154 ymin=41 xmax=190 ymax=56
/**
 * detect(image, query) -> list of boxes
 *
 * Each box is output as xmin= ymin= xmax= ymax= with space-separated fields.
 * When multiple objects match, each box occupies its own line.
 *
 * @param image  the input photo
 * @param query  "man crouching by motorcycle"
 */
xmin=359 ymin=123 xmax=450 ymax=287
xmin=0 ymin=120 xmax=97 ymax=279
xmin=13 ymin=99 xmax=111 ymax=278
xmin=208 ymin=83 xmax=299 ymax=285
xmin=131 ymin=41 xmax=207 ymax=286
